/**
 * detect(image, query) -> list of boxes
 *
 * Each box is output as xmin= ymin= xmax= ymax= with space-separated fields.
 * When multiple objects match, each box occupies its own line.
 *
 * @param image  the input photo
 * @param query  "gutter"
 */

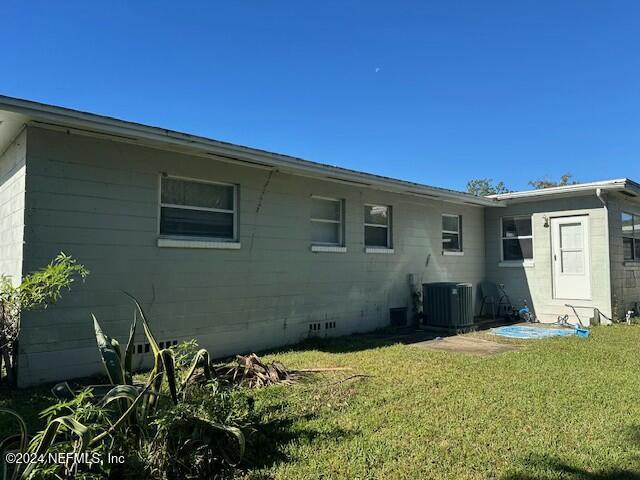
xmin=488 ymin=179 xmax=633 ymax=201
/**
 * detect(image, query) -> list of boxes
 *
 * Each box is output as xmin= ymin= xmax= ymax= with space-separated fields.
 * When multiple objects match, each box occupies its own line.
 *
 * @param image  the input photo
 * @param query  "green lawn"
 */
xmin=245 ymin=326 xmax=640 ymax=479
xmin=2 ymin=326 xmax=640 ymax=479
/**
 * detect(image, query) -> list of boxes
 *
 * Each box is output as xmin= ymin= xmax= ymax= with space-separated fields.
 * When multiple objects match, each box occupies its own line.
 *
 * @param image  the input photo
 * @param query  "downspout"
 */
xmin=596 ymin=187 xmax=613 ymax=324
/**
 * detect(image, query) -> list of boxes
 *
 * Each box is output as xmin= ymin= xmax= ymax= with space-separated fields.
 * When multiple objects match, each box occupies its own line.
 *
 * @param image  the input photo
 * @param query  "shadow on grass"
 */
xmin=262 ymin=326 xmax=440 ymax=355
xmin=256 ymin=317 xmax=520 ymax=357
xmin=503 ymin=425 xmax=640 ymax=480
xmin=243 ymin=403 xmax=356 ymax=471
xmin=502 ymin=455 xmax=640 ymax=480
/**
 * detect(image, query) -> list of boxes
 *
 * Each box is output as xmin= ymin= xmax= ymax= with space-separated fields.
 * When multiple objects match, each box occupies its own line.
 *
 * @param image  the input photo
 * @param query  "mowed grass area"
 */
xmin=2 ymin=326 xmax=640 ymax=479
xmin=245 ymin=326 xmax=640 ymax=479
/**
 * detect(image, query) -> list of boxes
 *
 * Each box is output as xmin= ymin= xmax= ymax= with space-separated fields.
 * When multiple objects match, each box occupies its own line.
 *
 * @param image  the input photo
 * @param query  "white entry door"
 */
xmin=551 ymin=216 xmax=591 ymax=300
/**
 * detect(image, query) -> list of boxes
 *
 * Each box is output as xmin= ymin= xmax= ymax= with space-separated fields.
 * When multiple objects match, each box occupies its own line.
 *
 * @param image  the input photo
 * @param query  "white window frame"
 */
xmin=310 ymin=196 xmax=344 ymax=247
xmin=442 ymin=214 xmax=463 ymax=255
xmin=364 ymin=204 xmax=392 ymax=250
xmin=622 ymin=211 xmax=639 ymax=262
xmin=500 ymin=215 xmax=534 ymax=266
xmin=158 ymin=174 xmax=239 ymax=245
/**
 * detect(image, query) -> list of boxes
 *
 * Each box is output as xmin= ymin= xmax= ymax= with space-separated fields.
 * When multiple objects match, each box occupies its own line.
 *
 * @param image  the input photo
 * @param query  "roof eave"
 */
xmin=0 ymin=95 xmax=501 ymax=207
xmin=486 ymin=179 xmax=638 ymax=202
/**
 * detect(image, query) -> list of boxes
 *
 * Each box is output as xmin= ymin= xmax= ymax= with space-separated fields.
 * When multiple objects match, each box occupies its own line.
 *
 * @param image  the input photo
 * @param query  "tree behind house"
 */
xmin=466 ymin=178 xmax=510 ymax=196
xmin=528 ymin=173 xmax=579 ymax=189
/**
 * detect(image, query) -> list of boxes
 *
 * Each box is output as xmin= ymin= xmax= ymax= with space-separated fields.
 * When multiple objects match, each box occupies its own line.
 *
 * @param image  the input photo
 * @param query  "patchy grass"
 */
xmin=244 ymin=326 xmax=640 ymax=479
xmin=2 ymin=326 xmax=640 ymax=480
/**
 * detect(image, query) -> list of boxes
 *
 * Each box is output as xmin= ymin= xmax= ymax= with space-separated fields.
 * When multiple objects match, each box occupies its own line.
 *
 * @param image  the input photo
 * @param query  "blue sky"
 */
xmin=2 ymin=1 xmax=639 ymax=191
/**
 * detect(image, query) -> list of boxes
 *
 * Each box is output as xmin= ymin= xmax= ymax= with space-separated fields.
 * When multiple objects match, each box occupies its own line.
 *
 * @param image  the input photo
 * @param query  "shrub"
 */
xmin=0 ymin=253 xmax=88 ymax=385
xmin=1 ymin=294 xmax=249 ymax=480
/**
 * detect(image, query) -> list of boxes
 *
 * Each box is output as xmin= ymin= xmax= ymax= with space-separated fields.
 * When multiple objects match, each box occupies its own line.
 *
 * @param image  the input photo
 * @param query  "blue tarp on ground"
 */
xmin=491 ymin=325 xmax=576 ymax=339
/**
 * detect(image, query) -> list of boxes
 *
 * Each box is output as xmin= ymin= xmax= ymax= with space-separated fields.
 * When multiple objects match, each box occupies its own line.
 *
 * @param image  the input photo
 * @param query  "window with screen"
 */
xmin=442 ymin=214 xmax=462 ymax=252
xmin=160 ymin=176 xmax=237 ymax=240
xmin=311 ymin=196 xmax=344 ymax=245
xmin=364 ymin=205 xmax=391 ymax=248
xmin=501 ymin=216 xmax=533 ymax=261
xmin=622 ymin=212 xmax=640 ymax=261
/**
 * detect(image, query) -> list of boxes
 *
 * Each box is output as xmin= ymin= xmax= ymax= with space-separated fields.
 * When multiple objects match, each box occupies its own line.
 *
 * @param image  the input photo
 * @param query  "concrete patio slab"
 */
xmin=410 ymin=335 xmax=521 ymax=356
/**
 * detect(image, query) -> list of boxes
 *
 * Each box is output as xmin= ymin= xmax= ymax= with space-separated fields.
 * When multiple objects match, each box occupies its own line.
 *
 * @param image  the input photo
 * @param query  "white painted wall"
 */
xmin=485 ymin=195 xmax=611 ymax=325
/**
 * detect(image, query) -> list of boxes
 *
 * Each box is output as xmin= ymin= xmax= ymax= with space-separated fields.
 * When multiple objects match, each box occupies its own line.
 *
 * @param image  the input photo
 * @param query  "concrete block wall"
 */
xmin=606 ymin=193 xmax=640 ymax=319
xmin=16 ymin=126 xmax=487 ymax=385
xmin=485 ymin=195 xmax=611 ymax=324
xmin=0 ymin=128 xmax=26 ymax=284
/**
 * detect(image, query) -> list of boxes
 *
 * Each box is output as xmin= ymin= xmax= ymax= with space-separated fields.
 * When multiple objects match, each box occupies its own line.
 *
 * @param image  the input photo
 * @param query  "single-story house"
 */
xmin=0 ymin=96 xmax=638 ymax=386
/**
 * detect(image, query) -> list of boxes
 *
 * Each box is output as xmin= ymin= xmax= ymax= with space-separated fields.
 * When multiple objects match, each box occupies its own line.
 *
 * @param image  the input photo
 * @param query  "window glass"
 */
xmin=311 ymin=198 xmax=341 ymax=221
xmin=311 ymin=197 xmax=343 ymax=245
xmin=622 ymin=213 xmax=636 ymax=260
xmin=365 ymin=226 xmax=389 ymax=247
xmin=442 ymin=215 xmax=459 ymax=233
xmin=311 ymin=222 xmax=340 ymax=245
xmin=559 ymin=223 xmax=582 ymax=250
xmin=160 ymin=177 xmax=236 ymax=240
xmin=501 ymin=216 xmax=533 ymax=261
xmin=364 ymin=205 xmax=389 ymax=225
xmin=502 ymin=217 xmax=532 ymax=238
xmin=442 ymin=215 xmax=462 ymax=252
xmin=623 ymin=237 xmax=634 ymax=260
xmin=503 ymin=238 xmax=533 ymax=261
xmin=364 ymin=205 xmax=391 ymax=248
xmin=622 ymin=212 xmax=634 ymax=235
xmin=160 ymin=207 xmax=234 ymax=238
xmin=561 ymin=250 xmax=584 ymax=274
xmin=442 ymin=232 xmax=460 ymax=251
xmin=161 ymin=178 xmax=234 ymax=210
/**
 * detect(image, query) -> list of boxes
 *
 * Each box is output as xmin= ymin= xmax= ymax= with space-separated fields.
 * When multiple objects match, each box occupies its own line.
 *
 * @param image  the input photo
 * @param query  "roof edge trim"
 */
xmin=487 ymin=179 xmax=640 ymax=201
xmin=0 ymin=95 xmax=501 ymax=207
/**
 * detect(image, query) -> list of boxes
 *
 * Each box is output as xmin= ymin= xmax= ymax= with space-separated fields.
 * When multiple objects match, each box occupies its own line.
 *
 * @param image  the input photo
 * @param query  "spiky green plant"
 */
xmin=0 ymin=292 xmax=247 ymax=479
xmin=0 ymin=408 xmax=27 ymax=480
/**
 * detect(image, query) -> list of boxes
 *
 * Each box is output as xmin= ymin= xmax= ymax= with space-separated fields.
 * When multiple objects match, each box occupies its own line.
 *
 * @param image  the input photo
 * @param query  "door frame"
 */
xmin=550 ymin=214 xmax=592 ymax=300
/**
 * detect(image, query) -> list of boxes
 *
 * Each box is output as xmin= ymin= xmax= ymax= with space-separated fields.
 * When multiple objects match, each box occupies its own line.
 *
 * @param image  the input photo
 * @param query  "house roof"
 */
xmin=0 ymin=94 xmax=501 ymax=207
xmin=487 ymin=178 xmax=640 ymax=202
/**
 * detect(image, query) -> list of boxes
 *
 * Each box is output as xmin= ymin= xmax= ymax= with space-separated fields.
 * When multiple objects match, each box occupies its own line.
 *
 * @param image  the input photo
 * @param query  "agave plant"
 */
xmin=1 ymin=375 xmax=158 ymax=479
xmin=0 ymin=408 xmax=27 ymax=480
xmin=93 ymin=292 xmax=213 ymax=411
xmin=0 ymin=292 xmax=246 ymax=479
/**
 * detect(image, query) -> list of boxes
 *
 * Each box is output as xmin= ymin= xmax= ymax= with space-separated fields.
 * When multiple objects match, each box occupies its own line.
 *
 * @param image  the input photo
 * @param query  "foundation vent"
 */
xmin=133 ymin=339 xmax=178 ymax=355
